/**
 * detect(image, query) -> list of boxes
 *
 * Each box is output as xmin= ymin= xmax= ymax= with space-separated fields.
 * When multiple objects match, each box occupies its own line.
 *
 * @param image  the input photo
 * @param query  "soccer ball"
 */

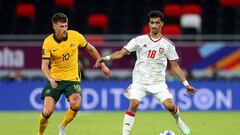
xmin=159 ymin=130 xmax=175 ymax=135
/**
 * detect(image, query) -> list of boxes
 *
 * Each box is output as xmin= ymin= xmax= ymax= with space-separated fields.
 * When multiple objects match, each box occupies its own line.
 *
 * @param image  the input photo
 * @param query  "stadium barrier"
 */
xmin=0 ymin=80 xmax=239 ymax=111
xmin=0 ymin=42 xmax=239 ymax=80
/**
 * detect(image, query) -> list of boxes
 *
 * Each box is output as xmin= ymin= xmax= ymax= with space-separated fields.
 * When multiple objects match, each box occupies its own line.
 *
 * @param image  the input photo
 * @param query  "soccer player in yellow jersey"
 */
xmin=38 ymin=13 xmax=110 ymax=135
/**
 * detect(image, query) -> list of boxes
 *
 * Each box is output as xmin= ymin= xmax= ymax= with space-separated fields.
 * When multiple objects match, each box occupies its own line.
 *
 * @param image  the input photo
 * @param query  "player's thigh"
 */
xmin=127 ymin=83 xmax=147 ymax=102
xmin=153 ymin=82 xmax=173 ymax=103
xmin=64 ymin=81 xmax=82 ymax=101
xmin=41 ymin=81 xmax=63 ymax=103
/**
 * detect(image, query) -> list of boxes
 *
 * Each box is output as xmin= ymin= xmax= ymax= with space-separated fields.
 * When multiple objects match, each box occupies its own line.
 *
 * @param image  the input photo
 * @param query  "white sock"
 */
xmin=171 ymin=105 xmax=180 ymax=121
xmin=122 ymin=111 xmax=135 ymax=135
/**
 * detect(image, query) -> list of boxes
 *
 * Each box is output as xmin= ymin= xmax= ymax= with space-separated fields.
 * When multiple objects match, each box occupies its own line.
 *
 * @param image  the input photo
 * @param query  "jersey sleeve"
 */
xmin=123 ymin=38 xmax=137 ymax=53
xmin=76 ymin=31 xmax=87 ymax=48
xmin=166 ymin=43 xmax=179 ymax=60
xmin=42 ymin=39 xmax=51 ymax=59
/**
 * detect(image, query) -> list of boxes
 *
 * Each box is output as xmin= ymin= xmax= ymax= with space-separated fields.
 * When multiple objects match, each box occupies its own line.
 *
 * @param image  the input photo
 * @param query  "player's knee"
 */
xmin=69 ymin=95 xmax=81 ymax=110
xmin=70 ymin=100 xmax=81 ymax=110
xmin=69 ymin=98 xmax=80 ymax=111
xmin=71 ymin=104 xmax=80 ymax=110
xmin=43 ymin=109 xmax=53 ymax=117
xmin=166 ymin=104 xmax=176 ymax=113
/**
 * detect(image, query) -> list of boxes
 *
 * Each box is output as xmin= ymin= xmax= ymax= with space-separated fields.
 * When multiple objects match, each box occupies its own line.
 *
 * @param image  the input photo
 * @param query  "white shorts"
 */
xmin=124 ymin=82 xmax=173 ymax=103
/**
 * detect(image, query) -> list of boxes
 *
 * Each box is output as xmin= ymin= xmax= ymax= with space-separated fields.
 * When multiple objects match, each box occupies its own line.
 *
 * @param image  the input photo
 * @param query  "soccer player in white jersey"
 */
xmin=94 ymin=10 xmax=196 ymax=135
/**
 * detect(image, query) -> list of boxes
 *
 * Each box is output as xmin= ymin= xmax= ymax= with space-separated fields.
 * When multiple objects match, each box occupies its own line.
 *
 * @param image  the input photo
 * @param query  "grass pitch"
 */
xmin=0 ymin=111 xmax=239 ymax=135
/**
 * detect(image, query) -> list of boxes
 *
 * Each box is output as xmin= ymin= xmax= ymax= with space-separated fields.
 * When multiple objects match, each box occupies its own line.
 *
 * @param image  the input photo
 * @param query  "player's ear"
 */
xmin=53 ymin=23 xmax=56 ymax=29
xmin=160 ymin=22 xmax=164 ymax=27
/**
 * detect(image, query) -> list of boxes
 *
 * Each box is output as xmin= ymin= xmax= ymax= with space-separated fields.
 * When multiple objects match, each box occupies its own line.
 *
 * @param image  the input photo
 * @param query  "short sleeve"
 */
xmin=42 ymin=39 xmax=51 ymax=59
xmin=123 ymin=38 xmax=137 ymax=52
xmin=166 ymin=43 xmax=179 ymax=60
xmin=76 ymin=32 xmax=87 ymax=48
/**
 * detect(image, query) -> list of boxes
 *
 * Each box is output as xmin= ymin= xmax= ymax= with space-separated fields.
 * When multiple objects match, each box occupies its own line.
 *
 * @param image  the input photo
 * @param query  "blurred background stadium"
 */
xmin=0 ymin=0 xmax=239 ymax=134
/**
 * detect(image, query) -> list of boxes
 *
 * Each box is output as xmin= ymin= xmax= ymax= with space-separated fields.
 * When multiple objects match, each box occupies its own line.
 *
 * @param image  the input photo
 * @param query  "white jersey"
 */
xmin=124 ymin=34 xmax=179 ymax=84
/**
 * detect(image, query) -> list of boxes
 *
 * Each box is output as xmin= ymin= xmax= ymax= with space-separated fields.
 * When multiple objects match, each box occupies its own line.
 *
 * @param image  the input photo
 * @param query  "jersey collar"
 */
xmin=53 ymin=32 xmax=68 ymax=43
xmin=148 ymin=34 xmax=162 ymax=42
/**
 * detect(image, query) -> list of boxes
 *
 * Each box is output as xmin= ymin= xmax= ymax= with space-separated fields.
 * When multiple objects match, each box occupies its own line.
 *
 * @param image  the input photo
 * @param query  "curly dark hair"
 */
xmin=147 ymin=10 xmax=164 ymax=22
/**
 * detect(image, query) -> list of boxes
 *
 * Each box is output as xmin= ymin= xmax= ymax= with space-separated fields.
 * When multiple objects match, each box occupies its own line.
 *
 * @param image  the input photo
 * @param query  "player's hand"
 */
xmin=94 ymin=57 xmax=104 ymax=68
xmin=100 ymin=63 xmax=110 ymax=79
xmin=185 ymin=85 xmax=197 ymax=95
xmin=49 ymin=77 xmax=58 ymax=89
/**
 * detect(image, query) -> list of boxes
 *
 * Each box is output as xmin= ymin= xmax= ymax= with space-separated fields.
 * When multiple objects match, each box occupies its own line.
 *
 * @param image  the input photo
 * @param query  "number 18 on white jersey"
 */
xmin=124 ymin=35 xmax=179 ymax=84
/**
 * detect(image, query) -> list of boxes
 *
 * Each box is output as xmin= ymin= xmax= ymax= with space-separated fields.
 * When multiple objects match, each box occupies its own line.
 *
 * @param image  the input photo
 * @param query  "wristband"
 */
xmin=182 ymin=80 xmax=189 ymax=87
xmin=102 ymin=56 xmax=110 ymax=61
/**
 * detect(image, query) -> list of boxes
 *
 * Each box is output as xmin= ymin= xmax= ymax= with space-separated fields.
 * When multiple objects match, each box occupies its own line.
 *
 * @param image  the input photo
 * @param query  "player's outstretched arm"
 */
xmin=94 ymin=48 xmax=129 ymax=68
xmin=85 ymin=43 xmax=110 ymax=78
xmin=169 ymin=60 xmax=197 ymax=95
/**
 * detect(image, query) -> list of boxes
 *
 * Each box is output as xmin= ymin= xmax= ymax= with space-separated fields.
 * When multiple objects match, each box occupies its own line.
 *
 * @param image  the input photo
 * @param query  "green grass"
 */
xmin=0 ymin=111 xmax=239 ymax=135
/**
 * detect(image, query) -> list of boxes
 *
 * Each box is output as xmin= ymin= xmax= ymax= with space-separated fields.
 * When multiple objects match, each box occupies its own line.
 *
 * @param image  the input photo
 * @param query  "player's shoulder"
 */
xmin=134 ymin=34 xmax=148 ymax=40
xmin=161 ymin=36 xmax=175 ymax=47
xmin=133 ymin=34 xmax=148 ymax=42
xmin=68 ymin=30 xmax=86 ymax=41
xmin=43 ymin=34 xmax=54 ymax=45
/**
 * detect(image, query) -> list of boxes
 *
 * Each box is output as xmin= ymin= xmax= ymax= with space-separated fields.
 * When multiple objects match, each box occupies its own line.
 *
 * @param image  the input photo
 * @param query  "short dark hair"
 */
xmin=52 ymin=13 xmax=68 ymax=24
xmin=147 ymin=10 xmax=164 ymax=22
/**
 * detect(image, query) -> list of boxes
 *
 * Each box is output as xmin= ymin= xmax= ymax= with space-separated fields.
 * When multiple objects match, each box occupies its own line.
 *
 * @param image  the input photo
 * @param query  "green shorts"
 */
xmin=41 ymin=81 xmax=82 ymax=102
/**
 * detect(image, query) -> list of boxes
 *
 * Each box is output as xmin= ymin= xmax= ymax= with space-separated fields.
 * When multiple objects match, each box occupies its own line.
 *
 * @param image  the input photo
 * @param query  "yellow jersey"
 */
xmin=42 ymin=30 xmax=87 ymax=82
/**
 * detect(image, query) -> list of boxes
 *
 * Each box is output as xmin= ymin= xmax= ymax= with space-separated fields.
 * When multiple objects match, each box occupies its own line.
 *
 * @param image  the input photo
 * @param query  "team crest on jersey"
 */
xmin=159 ymin=47 xmax=164 ymax=54
xmin=70 ymin=43 xmax=76 ymax=47
xmin=45 ymin=89 xmax=51 ymax=94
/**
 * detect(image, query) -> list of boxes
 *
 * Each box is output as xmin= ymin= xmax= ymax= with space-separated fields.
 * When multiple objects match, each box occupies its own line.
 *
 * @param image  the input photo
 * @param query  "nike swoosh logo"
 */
xmin=53 ymin=49 xmax=58 ymax=51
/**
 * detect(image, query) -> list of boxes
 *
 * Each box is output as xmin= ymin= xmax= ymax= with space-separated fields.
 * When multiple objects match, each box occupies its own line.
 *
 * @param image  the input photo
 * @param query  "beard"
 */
xmin=151 ymin=28 xmax=160 ymax=35
xmin=152 ymin=30 xmax=159 ymax=35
